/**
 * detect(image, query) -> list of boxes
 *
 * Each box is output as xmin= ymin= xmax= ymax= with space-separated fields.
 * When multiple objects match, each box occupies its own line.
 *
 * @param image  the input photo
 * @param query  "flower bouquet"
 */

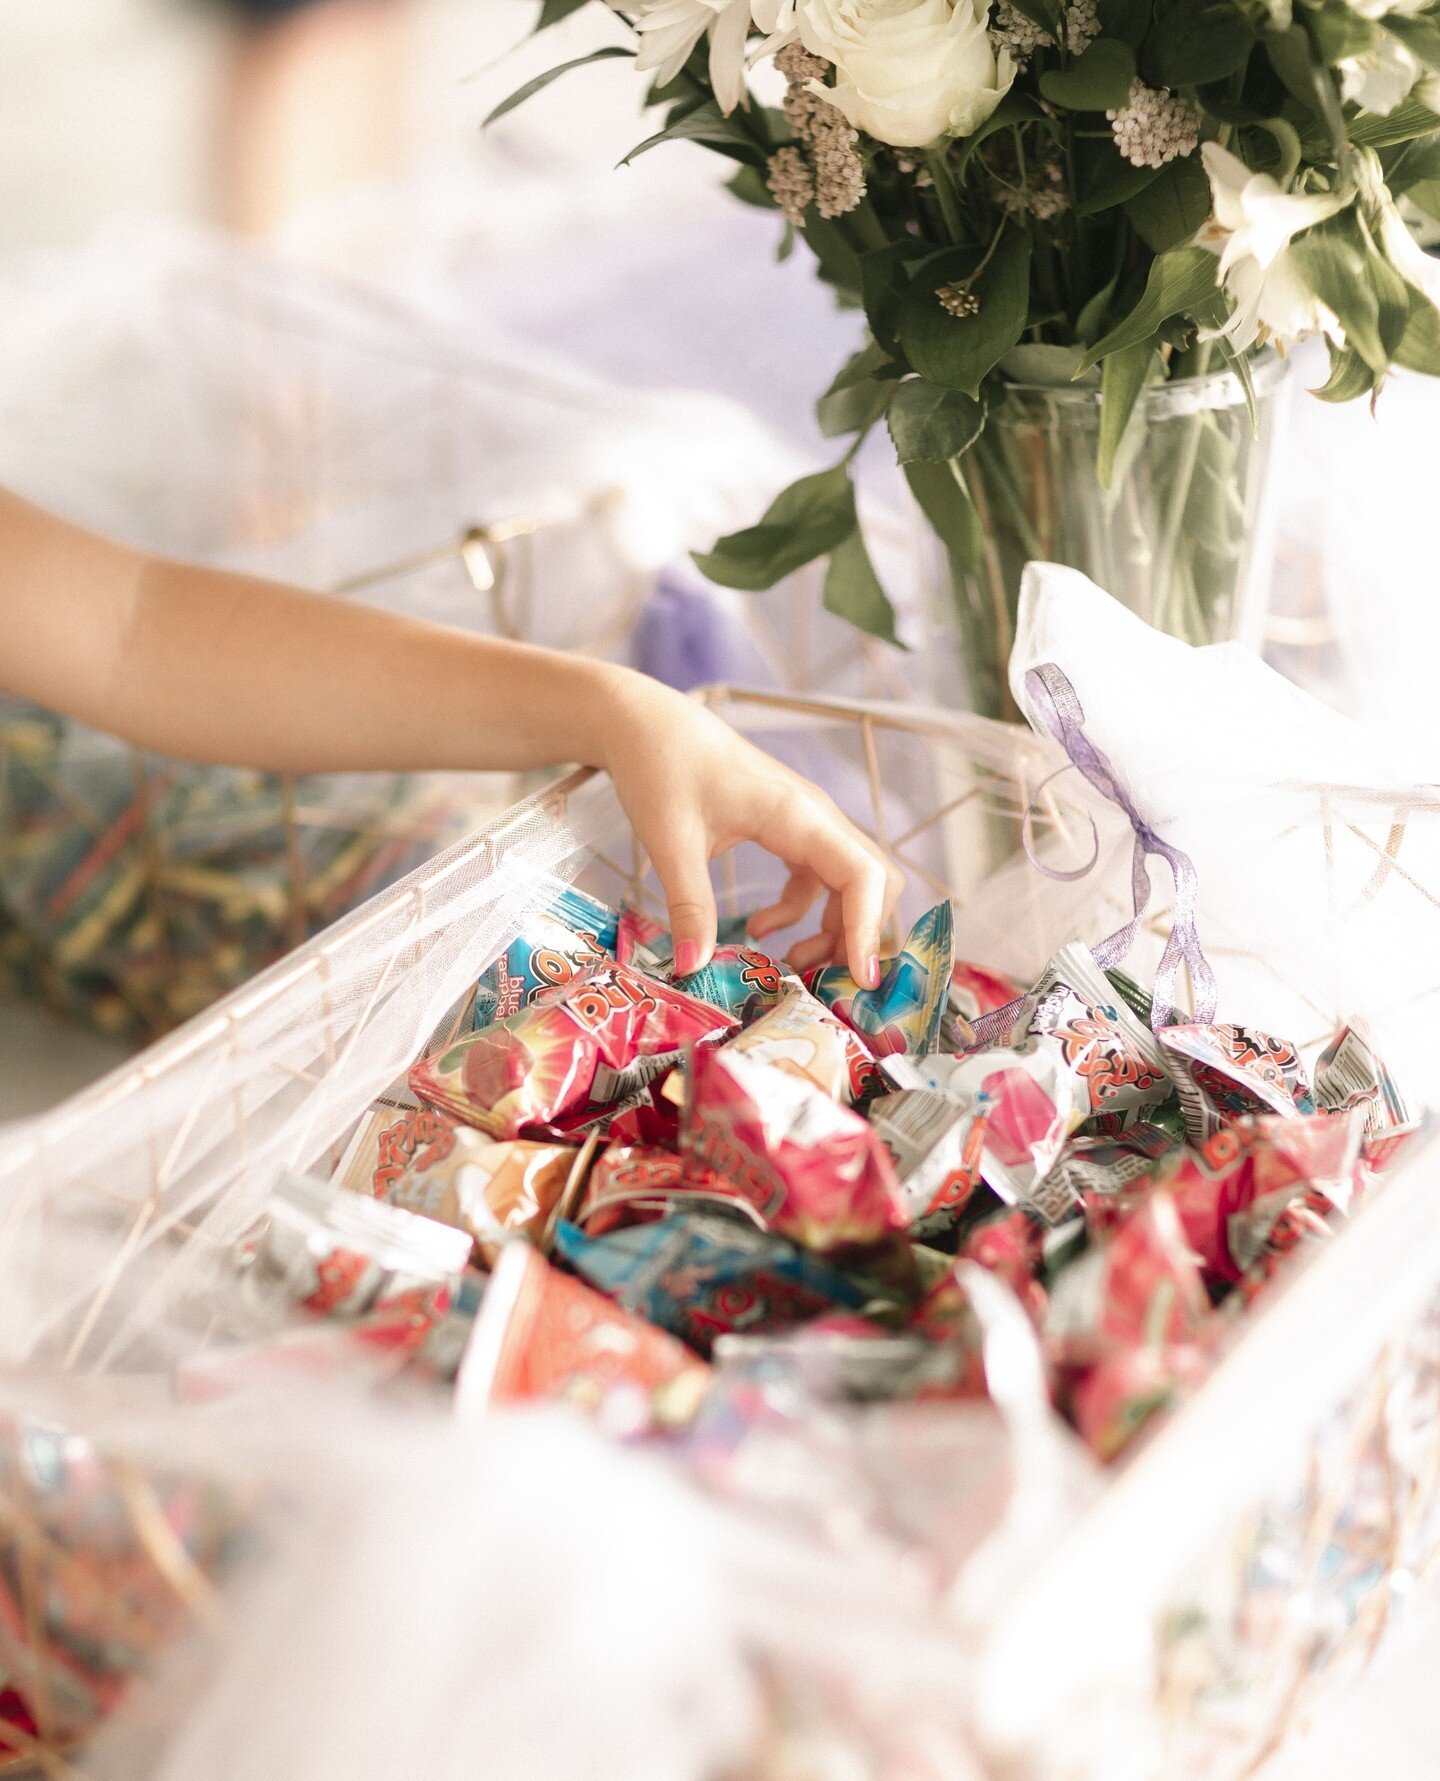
xmin=496 ymin=0 xmax=1440 ymax=716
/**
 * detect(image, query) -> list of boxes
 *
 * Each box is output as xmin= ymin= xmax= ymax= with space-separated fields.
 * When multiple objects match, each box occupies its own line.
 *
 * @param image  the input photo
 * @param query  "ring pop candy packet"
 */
xmin=1159 ymin=1022 xmax=1316 ymax=1144
xmin=682 ymin=1044 xmax=906 ymax=1250
xmin=943 ymin=957 xmax=1026 ymax=1051
xmin=1314 ymin=1022 xmax=1416 ymax=1171
xmin=411 ymin=960 xmax=736 ymax=1140
xmin=471 ymin=882 xmax=619 ymax=1027
xmin=377 ymin=1126 xmax=581 ymax=1263
xmin=1149 ymin=1109 xmax=1363 ymax=1285
xmin=457 ymin=1240 xmax=710 ymax=1433
xmin=880 ymin=1044 xmax=1083 ymax=1225
xmin=805 ymin=901 xmax=954 ymax=1057
xmin=672 ymin=943 xmax=796 ymax=1021
xmin=722 ymin=983 xmax=880 ymax=1104
xmin=574 ymin=1144 xmax=755 ymax=1237
xmin=1014 ymin=944 xmax=1172 ymax=1122
xmin=551 ymin=1211 xmax=870 ymax=1355
xmin=332 ymin=1096 xmax=461 ymax=1200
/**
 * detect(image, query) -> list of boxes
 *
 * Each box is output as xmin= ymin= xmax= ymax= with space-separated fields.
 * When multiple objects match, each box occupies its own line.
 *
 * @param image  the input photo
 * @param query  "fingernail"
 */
xmin=674 ymin=941 xmax=701 ymax=978
xmin=864 ymin=954 xmax=881 ymax=990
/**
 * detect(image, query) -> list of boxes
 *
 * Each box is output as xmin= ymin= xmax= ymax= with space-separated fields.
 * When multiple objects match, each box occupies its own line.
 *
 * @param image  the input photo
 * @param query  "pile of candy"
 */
xmin=0 ymin=696 xmax=464 ymax=1041
xmin=0 ymin=1411 xmax=252 ymax=1764
xmin=242 ymin=879 xmax=1414 ymax=1463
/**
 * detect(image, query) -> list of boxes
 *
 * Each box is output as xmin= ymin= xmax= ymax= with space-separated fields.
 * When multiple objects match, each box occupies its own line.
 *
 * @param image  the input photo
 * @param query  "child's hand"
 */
xmin=599 ymin=672 xmax=902 ymax=988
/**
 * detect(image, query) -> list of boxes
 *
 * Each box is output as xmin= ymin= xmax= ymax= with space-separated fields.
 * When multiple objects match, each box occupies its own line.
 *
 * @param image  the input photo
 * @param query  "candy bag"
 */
xmin=411 ymin=961 xmax=736 ymax=1139
xmin=551 ymin=1211 xmax=869 ymax=1354
xmin=867 ymin=1090 xmax=986 ymax=1235
xmin=1159 ymin=1023 xmax=1316 ymax=1144
xmin=457 ymin=1240 xmax=709 ymax=1432
xmin=1314 ymin=1022 xmax=1415 ymax=1169
xmin=1045 ymin=1192 xmax=1210 ymax=1364
xmin=1150 ymin=1110 xmax=1363 ymax=1284
xmin=471 ymin=883 xmax=619 ymax=1027
xmin=682 ymin=1044 xmax=905 ymax=1250
xmin=378 ymin=1126 xmax=581 ymax=1262
xmin=805 ymin=901 xmax=954 ymax=1056
xmin=574 ymin=1144 xmax=757 ymax=1237
xmin=333 ymin=1098 xmax=461 ymax=1199
xmin=1046 ymin=1123 xmax=1180 ymax=1218
xmin=881 ymin=1046 xmax=1082 ymax=1223
xmin=723 ymin=983 xmax=879 ymax=1103
xmin=1071 ymin=1342 xmax=1211 ymax=1461
xmin=1016 ymin=943 xmax=1172 ymax=1119
xmin=257 ymin=1172 xmax=474 ymax=1318
xmin=961 ymin=1207 xmax=1048 ymax=1330
xmin=672 ymin=943 xmax=794 ymax=1020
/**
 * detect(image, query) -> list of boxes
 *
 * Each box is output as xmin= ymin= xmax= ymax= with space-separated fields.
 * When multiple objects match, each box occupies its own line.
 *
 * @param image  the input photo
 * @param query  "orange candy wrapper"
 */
xmin=456 ymin=1241 xmax=709 ymax=1433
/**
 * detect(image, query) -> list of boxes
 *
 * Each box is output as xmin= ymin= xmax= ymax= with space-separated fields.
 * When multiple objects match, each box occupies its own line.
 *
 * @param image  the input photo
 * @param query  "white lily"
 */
xmin=1340 ymin=34 xmax=1422 ymax=114
xmin=626 ymin=0 xmax=754 ymax=113
xmin=1196 ymin=143 xmax=1352 ymax=351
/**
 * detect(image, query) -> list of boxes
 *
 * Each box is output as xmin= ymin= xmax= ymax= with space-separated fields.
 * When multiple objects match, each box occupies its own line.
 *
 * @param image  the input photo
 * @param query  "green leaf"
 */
xmin=1040 ymin=39 xmax=1137 ymax=110
xmin=1078 ymin=144 xmax=1162 ymax=215
xmin=1077 ymin=275 xmax=1120 ymax=344
xmin=1123 ymin=155 xmax=1211 ymax=251
xmin=817 ymin=353 xmax=898 ymax=436
xmin=954 ymin=93 xmax=1045 ymax=176
xmin=823 ymin=529 xmax=902 ymax=647
xmin=1314 ymin=342 xmax=1378 ymax=402
xmin=1291 ymin=212 xmax=1406 ymax=374
xmin=691 ymin=465 xmax=858 ymax=591
xmin=1383 ymin=11 xmax=1440 ymax=73
xmin=726 ymin=165 xmax=775 ymax=208
xmin=903 ymin=460 xmax=986 ymax=568
xmin=1000 ymin=343 xmax=1095 ymax=382
xmin=1098 ymin=0 xmax=1153 ymax=50
xmin=886 ymin=380 xmax=988 ymax=462
xmin=620 ymin=101 xmax=762 ymax=167
xmin=1308 ymin=1 xmax=1381 ymax=63
xmin=1097 ymin=343 xmax=1155 ymax=488
xmin=1080 ymin=244 xmax=1219 ymax=366
xmin=484 ymin=46 xmax=631 ymax=128
xmin=534 ymin=0 xmax=588 ymax=30
xmin=1349 ymin=94 xmax=1440 ymax=150
xmin=1146 ymin=0 xmax=1254 ymax=86
xmin=804 ymin=214 xmax=867 ymax=302
xmin=898 ymin=233 xmax=1033 ymax=397
xmin=1265 ymin=25 xmax=1325 ymax=116
xmin=1395 ymin=287 xmax=1440 ymax=375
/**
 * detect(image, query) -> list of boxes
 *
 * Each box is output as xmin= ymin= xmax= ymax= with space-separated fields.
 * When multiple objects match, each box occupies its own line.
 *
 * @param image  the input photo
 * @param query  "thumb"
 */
xmin=647 ymin=824 xmax=718 ymax=980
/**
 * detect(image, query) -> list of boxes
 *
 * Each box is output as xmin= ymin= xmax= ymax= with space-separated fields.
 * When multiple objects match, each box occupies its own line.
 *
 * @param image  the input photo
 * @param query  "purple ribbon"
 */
xmin=967 ymin=661 xmax=1216 ymax=1044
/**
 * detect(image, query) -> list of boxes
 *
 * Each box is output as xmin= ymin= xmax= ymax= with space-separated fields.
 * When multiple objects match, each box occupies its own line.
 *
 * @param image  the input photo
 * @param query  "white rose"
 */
xmin=1196 ymin=143 xmax=1351 ymax=352
xmin=626 ymin=0 xmax=753 ymax=114
xmin=797 ymin=0 xmax=1014 ymax=149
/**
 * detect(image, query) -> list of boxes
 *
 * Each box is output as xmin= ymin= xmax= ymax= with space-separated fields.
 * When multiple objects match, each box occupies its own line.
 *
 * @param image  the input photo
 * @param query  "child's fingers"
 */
xmin=748 ymin=867 xmax=824 ymax=940
xmin=778 ymin=818 xmax=895 ymax=988
xmin=646 ymin=822 xmax=718 ymax=978
xmin=787 ymin=929 xmax=841 ymax=973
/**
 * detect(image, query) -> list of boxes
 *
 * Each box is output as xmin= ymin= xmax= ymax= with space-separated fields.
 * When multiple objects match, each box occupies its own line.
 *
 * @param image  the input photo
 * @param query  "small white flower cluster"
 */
xmin=1107 ymin=79 xmax=1202 ymax=168
xmin=1065 ymin=0 xmax=1100 ymax=48
xmin=990 ymin=1 xmax=1051 ymax=67
xmin=990 ymin=0 xmax=1097 ymax=67
xmin=999 ymin=155 xmax=1070 ymax=218
xmin=772 ymin=41 xmax=868 ymax=219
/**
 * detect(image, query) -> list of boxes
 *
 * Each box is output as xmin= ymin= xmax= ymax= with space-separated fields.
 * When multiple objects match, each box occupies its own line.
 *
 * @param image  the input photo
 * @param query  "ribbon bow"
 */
xmin=970 ymin=662 xmax=1217 ymax=1044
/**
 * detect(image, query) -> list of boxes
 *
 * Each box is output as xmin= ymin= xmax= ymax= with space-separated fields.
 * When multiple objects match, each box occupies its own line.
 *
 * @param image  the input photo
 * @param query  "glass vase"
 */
xmin=913 ymin=354 xmax=1293 ymax=721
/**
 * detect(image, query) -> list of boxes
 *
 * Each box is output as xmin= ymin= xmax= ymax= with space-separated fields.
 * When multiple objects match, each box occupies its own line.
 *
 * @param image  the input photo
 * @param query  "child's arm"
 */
xmin=0 ymin=489 xmax=899 ymax=983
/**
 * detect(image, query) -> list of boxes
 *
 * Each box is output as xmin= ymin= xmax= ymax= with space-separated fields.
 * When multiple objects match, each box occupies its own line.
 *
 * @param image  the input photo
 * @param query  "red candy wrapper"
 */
xmin=333 ymin=1098 xmax=461 ymax=1199
xmin=1152 ymin=1111 xmax=1362 ymax=1284
xmin=410 ymin=960 xmax=735 ymax=1139
xmin=456 ymin=1240 xmax=709 ymax=1432
xmin=575 ymin=1144 xmax=756 ymax=1236
xmin=1017 ymin=944 xmax=1171 ymax=1119
xmin=683 ymin=1044 xmax=906 ymax=1250
xmin=1159 ymin=1022 xmax=1316 ymax=1144
xmin=1071 ymin=1342 xmax=1211 ymax=1461
xmin=962 ymin=1208 xmax=1048 ymax=1330
xmin=378 ymin=1127 xmax=581 ymax=1262
xmin=1046 ymin=1192 xmax=1209 ymax=1364
xmin=867 ymin=1090 xmax=985 ymax=1234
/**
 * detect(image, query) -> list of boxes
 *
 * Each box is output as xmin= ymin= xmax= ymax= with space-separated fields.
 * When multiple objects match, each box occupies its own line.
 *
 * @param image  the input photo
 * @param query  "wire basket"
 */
xmin=0 ymin=687 xmax=1436 ymax=1778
